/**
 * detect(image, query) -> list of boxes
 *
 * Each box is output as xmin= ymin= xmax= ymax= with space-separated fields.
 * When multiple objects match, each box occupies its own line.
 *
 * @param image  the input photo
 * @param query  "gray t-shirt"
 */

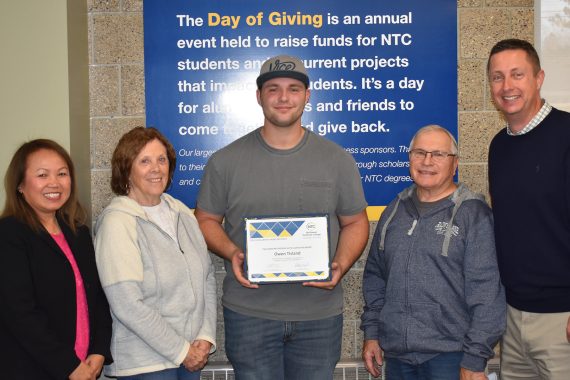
xmin=411 ymin=190 xmax=452 ymax=217
xmin=197 ymin=127 xmax=367 ymax=320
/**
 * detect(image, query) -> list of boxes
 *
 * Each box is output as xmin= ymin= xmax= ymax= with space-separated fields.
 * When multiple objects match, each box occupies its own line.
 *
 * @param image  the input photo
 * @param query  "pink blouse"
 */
xmin=51 ymin=232 xmax=90 ymax=360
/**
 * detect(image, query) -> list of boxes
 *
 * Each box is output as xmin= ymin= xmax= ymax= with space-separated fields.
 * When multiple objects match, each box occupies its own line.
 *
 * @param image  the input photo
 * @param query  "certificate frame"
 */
xmin=243 ymin=214 xmax=331 ymax=284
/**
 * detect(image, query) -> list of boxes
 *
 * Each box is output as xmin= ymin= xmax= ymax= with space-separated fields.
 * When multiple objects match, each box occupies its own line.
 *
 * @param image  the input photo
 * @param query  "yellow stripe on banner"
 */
xmin=366 ymin=206 xmax=386 ymax=221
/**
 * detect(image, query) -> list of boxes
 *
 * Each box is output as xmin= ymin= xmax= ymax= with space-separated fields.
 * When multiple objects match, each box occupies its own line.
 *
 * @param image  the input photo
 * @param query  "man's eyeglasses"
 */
xmin=409 ymin=149 xmax=456 ymax=162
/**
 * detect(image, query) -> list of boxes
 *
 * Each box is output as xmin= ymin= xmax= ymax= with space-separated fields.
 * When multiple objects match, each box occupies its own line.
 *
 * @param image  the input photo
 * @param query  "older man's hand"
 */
xmin=460 ymin=367 xmax=488 ymax=380
xmin=362 ymin=339 xmax=383 ymax=378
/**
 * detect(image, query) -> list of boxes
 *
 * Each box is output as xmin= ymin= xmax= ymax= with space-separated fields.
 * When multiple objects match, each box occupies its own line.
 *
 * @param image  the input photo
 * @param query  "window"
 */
xmin=536 ymin=0 xmax=570 ymax=111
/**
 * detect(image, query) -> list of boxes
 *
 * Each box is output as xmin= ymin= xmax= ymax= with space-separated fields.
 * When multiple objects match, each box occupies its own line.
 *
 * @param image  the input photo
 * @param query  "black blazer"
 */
xmin=0 ymin=216 xmax=112 ymax=380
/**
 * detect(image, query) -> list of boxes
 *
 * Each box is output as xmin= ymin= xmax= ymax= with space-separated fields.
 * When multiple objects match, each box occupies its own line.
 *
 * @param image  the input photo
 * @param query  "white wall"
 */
xmin=0 ymin=0 xmax=90 ymax=218
xmin=536 ymin=0 xmax=570 ymax=111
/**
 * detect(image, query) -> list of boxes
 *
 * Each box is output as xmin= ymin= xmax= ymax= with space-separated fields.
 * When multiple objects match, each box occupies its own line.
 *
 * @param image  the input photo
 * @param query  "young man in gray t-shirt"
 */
xmin=195 ymin=55 xmax=368 ymax=380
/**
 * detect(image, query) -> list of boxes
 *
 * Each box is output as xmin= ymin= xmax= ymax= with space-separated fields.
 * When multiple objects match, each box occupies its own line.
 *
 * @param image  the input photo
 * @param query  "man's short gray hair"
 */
xmin=409 ymin=125 xmax=459 ymax=156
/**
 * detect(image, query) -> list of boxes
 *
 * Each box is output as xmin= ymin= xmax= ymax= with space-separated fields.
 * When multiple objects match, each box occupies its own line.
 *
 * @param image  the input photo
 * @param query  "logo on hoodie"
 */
xmin=434 ymin=221 xmax=459 ymax=237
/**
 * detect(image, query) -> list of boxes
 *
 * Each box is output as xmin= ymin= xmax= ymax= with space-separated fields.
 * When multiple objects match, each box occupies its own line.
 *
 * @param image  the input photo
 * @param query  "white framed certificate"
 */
xmin=244 ymin=215 xmax=330 ymax=284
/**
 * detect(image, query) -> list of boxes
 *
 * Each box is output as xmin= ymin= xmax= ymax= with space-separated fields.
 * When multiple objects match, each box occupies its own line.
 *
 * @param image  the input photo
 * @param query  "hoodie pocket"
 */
xmin=114 ymin=333 xmax=165 ymax=370
xmin=408 ymin=302 xmax=462 ymax=350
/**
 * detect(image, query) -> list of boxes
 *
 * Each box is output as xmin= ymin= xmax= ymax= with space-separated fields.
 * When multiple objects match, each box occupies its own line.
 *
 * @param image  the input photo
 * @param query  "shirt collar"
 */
xmin=506 ymin=100 xmax=552 ymax=136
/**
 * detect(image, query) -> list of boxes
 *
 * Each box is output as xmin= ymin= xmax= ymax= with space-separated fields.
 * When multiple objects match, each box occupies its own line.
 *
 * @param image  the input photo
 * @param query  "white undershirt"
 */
xmin=142 ymin=198 xmax=178 ymax=243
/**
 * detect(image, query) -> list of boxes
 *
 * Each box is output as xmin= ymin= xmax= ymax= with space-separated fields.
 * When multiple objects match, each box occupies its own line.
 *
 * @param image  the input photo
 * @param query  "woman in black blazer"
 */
xmin=0 ymin=139 xmax=112 ymax=380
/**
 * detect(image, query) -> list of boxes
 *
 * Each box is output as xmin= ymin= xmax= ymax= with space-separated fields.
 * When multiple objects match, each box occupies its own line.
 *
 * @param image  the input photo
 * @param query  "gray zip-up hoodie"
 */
xmin=94 ymin=194 xmax=216 ymax=377
xmin=360 ymin=183 xmax=505 ymax=372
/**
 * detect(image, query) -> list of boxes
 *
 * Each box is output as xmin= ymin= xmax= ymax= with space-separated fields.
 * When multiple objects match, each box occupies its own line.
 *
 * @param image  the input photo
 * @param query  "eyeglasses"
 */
xmin=409 ymin=149 xmax=457 ymax=162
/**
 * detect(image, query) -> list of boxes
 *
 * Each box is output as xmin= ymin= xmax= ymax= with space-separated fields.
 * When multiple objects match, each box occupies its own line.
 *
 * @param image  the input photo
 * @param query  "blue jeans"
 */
xmin=117 ymin=366 xmax=200 ymax=380
xmin=224 ymin=307 xmax=342 ymax=380
xmin=385 ymin=352 xmax=463 ymax=380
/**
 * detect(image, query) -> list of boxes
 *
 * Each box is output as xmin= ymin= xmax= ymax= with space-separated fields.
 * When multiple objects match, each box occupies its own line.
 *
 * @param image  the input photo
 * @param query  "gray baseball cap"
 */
xmin=256 ymin=55 xmax=309 ymax=89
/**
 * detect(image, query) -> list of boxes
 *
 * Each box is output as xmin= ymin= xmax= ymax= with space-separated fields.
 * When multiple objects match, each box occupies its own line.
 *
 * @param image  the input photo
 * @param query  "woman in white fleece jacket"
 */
xmin=94 ymin=127 xmax=216 ymax=380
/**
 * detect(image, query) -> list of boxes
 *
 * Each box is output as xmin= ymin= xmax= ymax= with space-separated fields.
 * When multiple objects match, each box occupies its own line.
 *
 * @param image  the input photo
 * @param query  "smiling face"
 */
xmin=256 ymin=77 xmax=309 ymax=130
xmin=409 ymin=130 xmax=458 ymax=201
xmin=128 ymin=139 xmax=170 ymax=206
xmin=488 ymin=49 xmax=545 ymax=132
xmin=19 ymin=149 xmax=71 ymax=223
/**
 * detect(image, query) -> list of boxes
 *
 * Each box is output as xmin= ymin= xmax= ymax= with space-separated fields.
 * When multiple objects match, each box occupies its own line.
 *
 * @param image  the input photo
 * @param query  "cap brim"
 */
xmin=256 ymin=71 xmax=309 ymax=89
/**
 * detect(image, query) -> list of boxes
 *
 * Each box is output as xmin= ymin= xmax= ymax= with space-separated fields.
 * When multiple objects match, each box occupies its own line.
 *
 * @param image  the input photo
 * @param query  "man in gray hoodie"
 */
xmin=360 ymin=125 xmax=505 ymax=380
